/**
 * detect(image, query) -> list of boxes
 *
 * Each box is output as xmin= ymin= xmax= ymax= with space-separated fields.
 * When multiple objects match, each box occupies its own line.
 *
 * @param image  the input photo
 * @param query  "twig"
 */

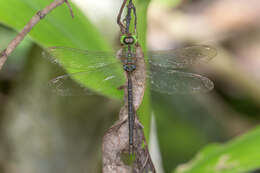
xmin=0 ymin=0 xmax=74 ymax=70
xmin=117 ymin=0 xmax=128 ymax=34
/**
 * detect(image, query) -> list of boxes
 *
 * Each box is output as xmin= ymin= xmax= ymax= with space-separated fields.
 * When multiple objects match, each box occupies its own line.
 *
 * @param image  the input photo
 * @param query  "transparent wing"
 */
xmin=44 ymin=46 xmax=215 ymax=96
xmin=43 ymin=46 xmax=119 ymax=72
xmin=48 ymin=63 xmax=125 ymax=98
xmin=148 ymin=45 xmax=217 ymax=69
xmin=148 ymin=67 xmax=214 ymax=94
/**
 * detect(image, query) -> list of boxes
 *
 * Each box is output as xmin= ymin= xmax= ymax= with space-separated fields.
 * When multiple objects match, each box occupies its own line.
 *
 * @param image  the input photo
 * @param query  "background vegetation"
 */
xmin=0 ymin=0 xmax=260 ymax=172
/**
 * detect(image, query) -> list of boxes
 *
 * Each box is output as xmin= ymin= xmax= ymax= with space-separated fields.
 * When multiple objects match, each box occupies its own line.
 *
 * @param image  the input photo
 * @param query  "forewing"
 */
xmin=148 ymin=45 xmax=217 ymax=69
xmin=148 ymin=68 xmax=214 ymax=94
xmin=48 ymin=63 xmax=125 ymax=99
xmin=43 ymin=46 xmax=119 ymax=73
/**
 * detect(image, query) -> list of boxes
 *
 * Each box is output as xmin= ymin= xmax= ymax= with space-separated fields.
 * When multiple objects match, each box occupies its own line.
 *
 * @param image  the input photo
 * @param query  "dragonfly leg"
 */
xmin=135 ymin=117 xmax=144 ymax=129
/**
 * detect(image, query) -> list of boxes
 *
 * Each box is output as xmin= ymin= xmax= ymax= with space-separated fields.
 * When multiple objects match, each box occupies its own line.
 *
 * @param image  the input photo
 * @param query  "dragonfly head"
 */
xmin=120 ymin=34 xmax=137 ymax=45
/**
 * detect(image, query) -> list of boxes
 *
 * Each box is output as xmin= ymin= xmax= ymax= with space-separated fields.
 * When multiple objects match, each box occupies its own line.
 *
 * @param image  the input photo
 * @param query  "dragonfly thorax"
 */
xmin=121 ymin=48 xmax=137 ymax=73
xmin=123 ymin=64 xmax=136 ymax=72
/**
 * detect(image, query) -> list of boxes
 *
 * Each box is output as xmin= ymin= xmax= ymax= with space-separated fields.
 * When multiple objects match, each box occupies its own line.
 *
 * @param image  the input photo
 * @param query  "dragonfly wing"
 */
xmin=43 ymin=46 xmax=119 ymax=72
xmin=147 ymin=45 xmax=217 ymax=69
xmin=148 ymin=68 xmax=214 ymax=94
xmin=48 ymin=63 xmax=125 ymax=98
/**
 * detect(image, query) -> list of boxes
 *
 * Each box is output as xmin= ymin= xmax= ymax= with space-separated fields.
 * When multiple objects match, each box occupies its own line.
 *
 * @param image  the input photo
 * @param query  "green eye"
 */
xmin=120 ymin=35 xmax=127 ymax=44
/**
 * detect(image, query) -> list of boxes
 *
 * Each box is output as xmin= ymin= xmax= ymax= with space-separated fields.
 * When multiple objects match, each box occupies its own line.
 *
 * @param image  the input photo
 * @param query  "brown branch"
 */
xmin=0 ymin=0 xmax=74 ymax=70
xmin=117 ymin=0 xmax=127 ymax=34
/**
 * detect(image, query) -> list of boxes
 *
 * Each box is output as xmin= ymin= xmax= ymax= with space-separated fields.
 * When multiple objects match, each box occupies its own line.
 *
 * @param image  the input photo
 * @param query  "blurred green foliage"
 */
xmin=152 ymin=93 xmax=226 ymax=172
xmin=154 ymin=0 xmax=182 ymax=7
xmin=174 ymin=126 xmax=260 ymax=173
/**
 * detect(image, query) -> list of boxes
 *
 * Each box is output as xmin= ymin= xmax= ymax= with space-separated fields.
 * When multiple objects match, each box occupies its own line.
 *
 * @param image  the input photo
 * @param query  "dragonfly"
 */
xmin=45 ymin=45 xmax=216 ymax=150
xmin=45 ymin=0 xmax=217 ymax=154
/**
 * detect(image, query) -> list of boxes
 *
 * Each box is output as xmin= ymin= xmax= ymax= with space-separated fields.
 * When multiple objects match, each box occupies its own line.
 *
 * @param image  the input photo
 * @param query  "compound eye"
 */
xmin=123 ymin=36 xmax=135 ymax=45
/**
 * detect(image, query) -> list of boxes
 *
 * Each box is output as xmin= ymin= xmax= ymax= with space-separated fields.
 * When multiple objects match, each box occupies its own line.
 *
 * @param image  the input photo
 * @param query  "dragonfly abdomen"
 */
xmin=127 ymin=73 xmax=134 ymax=153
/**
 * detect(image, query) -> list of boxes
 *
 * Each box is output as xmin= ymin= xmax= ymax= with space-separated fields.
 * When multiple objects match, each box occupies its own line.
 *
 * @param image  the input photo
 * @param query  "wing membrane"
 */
xmin=44 ymin=46 xmax=119 ymax=73
xmin=48 ymin=63 xmax=125 ymax=99
xmin=45 ymin=45 xmax=215 ymax=97
xmin=148 ymin=45 xmax=217 ymax=69
xmin=148 ymin=68 xmax=214 ymax=94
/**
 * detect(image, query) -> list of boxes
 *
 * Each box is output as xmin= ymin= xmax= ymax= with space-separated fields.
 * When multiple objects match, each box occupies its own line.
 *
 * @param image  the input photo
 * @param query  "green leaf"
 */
xmin=0 ymin=0 xmax=123 ymax=99
xmin=0 ymin=25 xmax=33 ymax=69
xmin=174 ymin=126 xmax=260 ymax=173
